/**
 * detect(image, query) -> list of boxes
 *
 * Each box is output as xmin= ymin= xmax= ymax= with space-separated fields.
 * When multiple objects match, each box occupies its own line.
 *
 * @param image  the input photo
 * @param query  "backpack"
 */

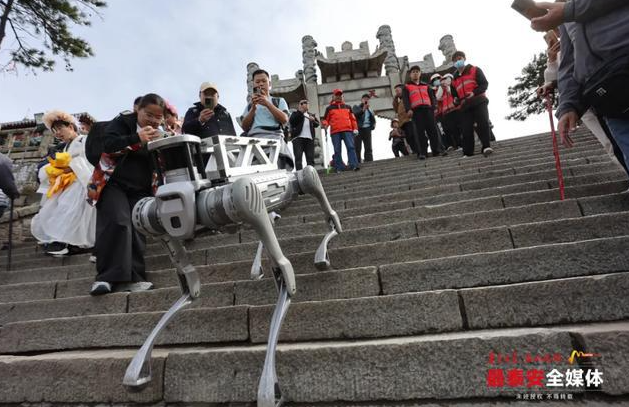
xmin=84 ymin=121 xmax=110 ymax=167
xmin=245 ymin=97 xmax=291 ymax=141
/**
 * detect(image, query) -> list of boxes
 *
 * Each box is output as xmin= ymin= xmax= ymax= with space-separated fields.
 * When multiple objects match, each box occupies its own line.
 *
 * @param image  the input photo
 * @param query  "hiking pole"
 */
xmin=545 ymin=92 xmax=565 ymax=200
xmin=6 ymin=198 xmax=13 ymax=271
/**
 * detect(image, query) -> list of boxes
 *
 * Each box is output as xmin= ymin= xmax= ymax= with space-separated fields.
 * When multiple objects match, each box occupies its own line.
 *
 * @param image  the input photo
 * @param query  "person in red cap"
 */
xmin=321 ymin=89 xmax=360 ymax=172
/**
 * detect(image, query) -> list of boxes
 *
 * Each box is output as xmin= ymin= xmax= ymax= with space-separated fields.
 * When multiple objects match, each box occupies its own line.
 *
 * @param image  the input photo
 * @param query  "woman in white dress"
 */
xmin=31 ymin=110 xmax=97 ymax=256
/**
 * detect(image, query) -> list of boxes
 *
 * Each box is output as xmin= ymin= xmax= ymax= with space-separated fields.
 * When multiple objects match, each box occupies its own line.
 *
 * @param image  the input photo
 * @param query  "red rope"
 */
xmin=545 ymin=93 xmax=565 ymax=200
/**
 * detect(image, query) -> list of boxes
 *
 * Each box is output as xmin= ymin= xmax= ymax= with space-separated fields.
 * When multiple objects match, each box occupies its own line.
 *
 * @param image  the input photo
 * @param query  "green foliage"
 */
xmin=506 ymin=52 xmax=558 ymax=121
xmin=0 ymin=0 xmax=106 ymax=73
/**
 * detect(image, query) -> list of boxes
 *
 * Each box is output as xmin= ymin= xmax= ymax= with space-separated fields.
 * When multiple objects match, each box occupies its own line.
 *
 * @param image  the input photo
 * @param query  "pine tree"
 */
xmin=0 ymin=0 xmax=106 ymax=73
xmin=506 ymin=52 xmax=557 ymax=121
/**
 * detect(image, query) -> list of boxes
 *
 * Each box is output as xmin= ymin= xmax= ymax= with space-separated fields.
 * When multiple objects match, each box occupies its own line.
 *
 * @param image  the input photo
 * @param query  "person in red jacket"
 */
xmin=452 ymin=51 xmax=494 ymax=157
xmin=403 ymin=65 xmax=446 ymax=160
xmin=322 ymin=89 xmax=360 ymax=172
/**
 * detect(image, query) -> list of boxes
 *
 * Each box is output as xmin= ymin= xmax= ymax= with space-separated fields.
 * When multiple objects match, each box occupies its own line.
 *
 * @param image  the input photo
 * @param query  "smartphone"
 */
xmin=253 ymin=87 xmax=262 ymax=96
xmin=511 ymin=0 xmax=547 ymax=20
xmin=204 ymin=97 xmax=215 ymax=110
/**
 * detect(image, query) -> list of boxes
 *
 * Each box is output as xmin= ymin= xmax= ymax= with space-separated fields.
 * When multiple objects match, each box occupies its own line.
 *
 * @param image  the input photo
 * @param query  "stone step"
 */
xmin=0 ymin=321 xmax=626 ymax=403
xmin=1 ymin=153 xmax=618 ymax=267
xmin=289 ymin=170 xmax=626 ymax=219
xmin=0 ymin=197 xmax=587 ymax=280
xmin=6 ymin=208 xmax=629 ymax=303
xmin=328 ymin=133 xmax=599 ymax=173
xmin=0 ymin=267 xmax=379 ymax=325
xmin=312 ymin=162 xmax=620 ymax=206
xmin=317 ymin=147 xmax=609 ymax=195
xmin=2 ymin=176 xmax=624 ymax=279
xmin=2 ymin=178 xmax=626 ymax=284
xmin=2 ymin=271 xmax=627 ymax=355
xmin=321 ymin=142 xmax=606 ymax=187
xmin=320 ymin=154 xmax=611 ymax=195
xmin=292 ymin=162 xmax=623 ymax=210
xmin=3 ymin=231 xmax=628 ymax=326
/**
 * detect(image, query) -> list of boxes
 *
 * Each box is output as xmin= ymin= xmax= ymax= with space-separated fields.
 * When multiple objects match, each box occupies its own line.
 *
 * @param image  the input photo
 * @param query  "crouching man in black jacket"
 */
xmin=182 ymin=82 xmax=236 ymax=138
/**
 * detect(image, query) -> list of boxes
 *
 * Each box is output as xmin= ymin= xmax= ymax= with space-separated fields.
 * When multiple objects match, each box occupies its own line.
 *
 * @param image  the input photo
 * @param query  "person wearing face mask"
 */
xmin=430 ymin=73 xmax=449 ymax=152
xmin=87 ymin=93 xmax=165 ymax=295
xmin=452 ymin=51 xmax=494 ymax=157
xmin=402 ymin=65 xmax=446 ymax=160
xmin=31 ymin=110 xmax=96 ymax=256
xmin=436 ymin=73 xmax=462 ymax=151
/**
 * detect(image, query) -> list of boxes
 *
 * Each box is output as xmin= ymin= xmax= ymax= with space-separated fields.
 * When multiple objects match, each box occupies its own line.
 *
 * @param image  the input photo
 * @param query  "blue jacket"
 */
xmin=557 ymin=0 xmax=629 ymax=118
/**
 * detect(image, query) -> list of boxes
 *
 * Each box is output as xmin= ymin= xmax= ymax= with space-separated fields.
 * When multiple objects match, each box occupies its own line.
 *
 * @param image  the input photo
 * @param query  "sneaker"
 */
xmin=483 ymin=147 xmax=494 ymax=157
xmin=48 ymin=247 xmax=69 ymax=257
xmin=446 ymin=146 xmax=454 ymax=152
xmin=89 ymin=255 xmax=97 ymax=263
xmin=418 ymin=154 xmax=426 ymax=160
xmin=352 ymin=167 xmax=360 ymax=171
xmin=45 ymin=241 xmax=66 ymax=254
xmin=90 ymin=281 xmax=112 ymax=296
xmin=115 ymin=281 xmax=154 ymax=292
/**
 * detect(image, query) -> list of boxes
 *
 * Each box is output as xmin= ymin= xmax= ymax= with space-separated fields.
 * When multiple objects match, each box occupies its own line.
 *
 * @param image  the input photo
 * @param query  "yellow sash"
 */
xmin=45 ymin=152 xmax=77 ymax=198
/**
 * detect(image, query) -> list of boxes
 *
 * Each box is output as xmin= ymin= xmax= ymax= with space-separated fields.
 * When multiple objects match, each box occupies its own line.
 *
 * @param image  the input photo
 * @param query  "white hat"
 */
xmin=430 ymin=73 xmax=442 ymax=81
xmin=199 ymin=82 xmax=218 ymax=93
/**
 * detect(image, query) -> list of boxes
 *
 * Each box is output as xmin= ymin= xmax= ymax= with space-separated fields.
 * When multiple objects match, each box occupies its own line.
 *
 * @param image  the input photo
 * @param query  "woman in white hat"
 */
xmin=31 ymin=110 xmax=96 ymax=256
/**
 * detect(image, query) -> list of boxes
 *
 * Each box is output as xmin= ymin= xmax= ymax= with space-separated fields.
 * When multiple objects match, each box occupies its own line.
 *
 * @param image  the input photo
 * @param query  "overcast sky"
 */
xmin=1 ymin=0 xmax=551 ymax=160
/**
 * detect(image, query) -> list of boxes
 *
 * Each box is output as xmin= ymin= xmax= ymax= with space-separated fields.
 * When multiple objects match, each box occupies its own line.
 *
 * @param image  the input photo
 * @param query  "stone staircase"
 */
xmin=1 ymin=129 xmax=629 ymax=406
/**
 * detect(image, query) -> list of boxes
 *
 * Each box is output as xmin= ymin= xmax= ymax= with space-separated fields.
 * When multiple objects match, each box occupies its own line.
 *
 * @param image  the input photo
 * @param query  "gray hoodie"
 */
xmin=556 ymin=0 xmax=629 ymax=118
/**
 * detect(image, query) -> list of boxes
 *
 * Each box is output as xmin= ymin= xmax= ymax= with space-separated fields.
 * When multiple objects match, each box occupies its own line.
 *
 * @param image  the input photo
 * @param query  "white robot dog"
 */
xmin=123 ymin=134 xmax=342 ymax=407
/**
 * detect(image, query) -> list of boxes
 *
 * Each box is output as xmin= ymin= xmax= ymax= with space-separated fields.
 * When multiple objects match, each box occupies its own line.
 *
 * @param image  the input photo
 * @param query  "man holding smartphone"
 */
xmin=182 ymin=82 xmax=236 ymax=139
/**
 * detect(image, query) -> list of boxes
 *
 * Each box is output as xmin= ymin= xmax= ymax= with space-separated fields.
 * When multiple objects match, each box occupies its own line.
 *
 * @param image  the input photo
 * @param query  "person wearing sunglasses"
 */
xmin=289 ymin=99 xmax=320 ymax=170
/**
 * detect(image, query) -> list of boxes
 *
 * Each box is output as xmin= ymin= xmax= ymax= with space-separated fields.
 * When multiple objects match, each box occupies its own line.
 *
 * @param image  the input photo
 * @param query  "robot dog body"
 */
xmin=124 ymin=134 xmax=341 ymax=407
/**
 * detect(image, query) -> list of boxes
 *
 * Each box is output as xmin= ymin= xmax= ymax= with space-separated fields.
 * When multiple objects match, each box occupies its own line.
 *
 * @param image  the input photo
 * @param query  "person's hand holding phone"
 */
xmin=199 ymin=108 xmax=214 ymax=124
xmin=531 ymin=2 xmax=565 ymax=32
xmin=138 ymin=126 xmax=159 ymax=144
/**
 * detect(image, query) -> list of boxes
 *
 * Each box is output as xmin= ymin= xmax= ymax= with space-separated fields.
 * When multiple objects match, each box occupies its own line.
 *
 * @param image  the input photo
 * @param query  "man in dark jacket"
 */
xmin=403 ymin=65 xmax=445 ymax=159
xmin=352 ymin=94 xmax=376 ymax=163
xmin=452 ymin=51 xmax=493 ymax=157
xmin=182 ymin=82 xmax=236 ymax=138
xmin=532 ymin=0 xmax=629 ymax=169
xmin=289 ymin=99 xmax=320 ymax=170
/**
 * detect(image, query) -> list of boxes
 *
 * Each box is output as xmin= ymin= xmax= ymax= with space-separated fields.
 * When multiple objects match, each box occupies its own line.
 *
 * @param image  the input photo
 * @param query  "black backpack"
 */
xmin=85 ymin=121 xmax=110 ymax=167
xmin=245 ymin=97 xmax=291 ymax=141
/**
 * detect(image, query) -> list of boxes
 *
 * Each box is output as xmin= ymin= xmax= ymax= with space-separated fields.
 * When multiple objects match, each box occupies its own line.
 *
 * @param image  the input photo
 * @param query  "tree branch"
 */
xmin=0 ymin=0 xmax=15 ymax=49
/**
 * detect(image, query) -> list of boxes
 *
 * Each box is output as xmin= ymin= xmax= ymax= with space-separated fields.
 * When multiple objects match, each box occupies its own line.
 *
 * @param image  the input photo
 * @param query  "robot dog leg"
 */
xmin=123 ymin=203 xmax=201 ymax=388
xmin=296 ymin=166 xmax=343 ymax=270
xmin=197 ymin=178 xmax=294 ymax=406
xmin=249 ymin=165 xmax=342 ymax=277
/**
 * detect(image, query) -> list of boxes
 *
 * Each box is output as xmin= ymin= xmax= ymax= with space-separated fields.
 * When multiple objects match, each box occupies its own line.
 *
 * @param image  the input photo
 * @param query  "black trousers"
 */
xmin=292 ymin=137 xmax=315 ymax=170
xmin=401 ymin=121 xmax=419 ymax=154
xmin=355 ymin=128 xmax=373 ymax=162
xmin=392 ymin=142 xmax=409 ymax=157
xmin=411 ymin=108 xmax=441 ymax=156
xmin=460 ymin=102 xmax=491 ymax=156
xmin=95 ymin=182 xmax=149 ymax=283
xmin=441 ymin=111 xmax=462 ymax=149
